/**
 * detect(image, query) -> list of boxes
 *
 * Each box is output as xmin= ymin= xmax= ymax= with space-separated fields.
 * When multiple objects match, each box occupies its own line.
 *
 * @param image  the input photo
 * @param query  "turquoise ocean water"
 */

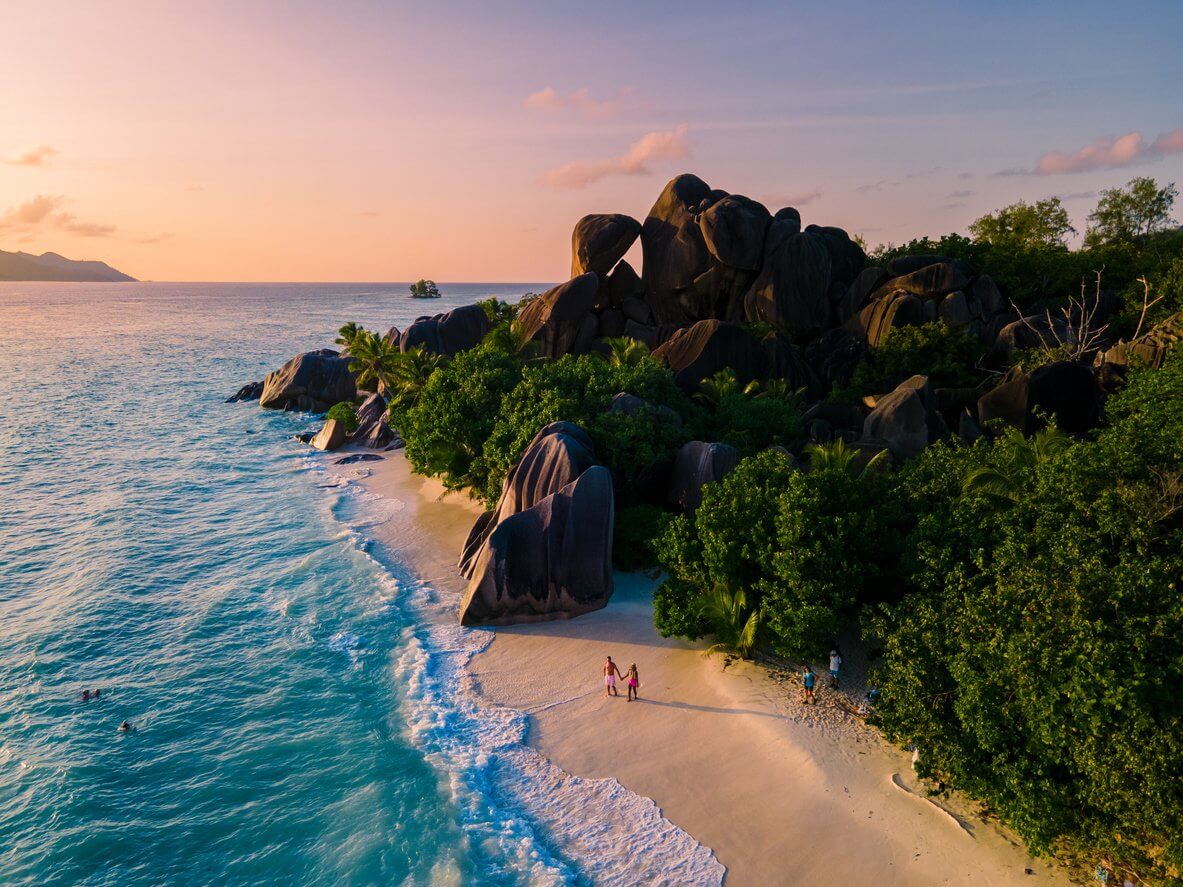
xmin=0 ymin=283 xmax=723 ymax=887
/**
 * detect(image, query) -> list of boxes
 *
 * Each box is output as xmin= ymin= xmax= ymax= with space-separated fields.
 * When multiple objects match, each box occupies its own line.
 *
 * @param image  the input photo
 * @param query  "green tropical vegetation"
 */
xmin=325 ymin=401 xmax=359 ymax=432
xmin=409 ymin=278 xmax=441 ymax=299
xmin=353 ymin=178 xmax=1183 ymax=883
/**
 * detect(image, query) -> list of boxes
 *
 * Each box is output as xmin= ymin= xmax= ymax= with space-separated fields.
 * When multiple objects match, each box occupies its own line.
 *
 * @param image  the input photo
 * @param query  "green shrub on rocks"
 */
xmin=325 ymin=401 xmax=359 ymax=433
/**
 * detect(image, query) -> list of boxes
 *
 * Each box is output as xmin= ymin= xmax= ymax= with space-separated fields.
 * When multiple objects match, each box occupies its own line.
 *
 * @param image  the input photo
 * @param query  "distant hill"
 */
xmin=0 ymin=249 xmax=136 ymax=282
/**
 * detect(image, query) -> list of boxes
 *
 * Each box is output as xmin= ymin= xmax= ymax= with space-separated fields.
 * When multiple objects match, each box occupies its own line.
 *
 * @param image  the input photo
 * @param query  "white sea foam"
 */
xmin=311 ymin=459 xmax=726 ymax=886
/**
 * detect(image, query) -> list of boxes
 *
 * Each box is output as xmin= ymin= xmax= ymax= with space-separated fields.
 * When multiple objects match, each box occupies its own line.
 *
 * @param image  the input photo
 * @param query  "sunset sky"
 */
xmin=1 ymin=0 xmax=1180 ymax=282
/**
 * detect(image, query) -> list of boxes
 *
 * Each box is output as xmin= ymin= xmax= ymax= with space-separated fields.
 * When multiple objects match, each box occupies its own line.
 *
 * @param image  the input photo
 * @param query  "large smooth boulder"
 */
xmin=570 ymin=213 xmax=642 ymax=278
xmin=762 ymin=334 xmax=820 ymax=396
xmin=641 ymin=174 xmax=715 ymax=324
xmin=697 ymin=195 xmax=771 ymax=272
xmin=652 ymin=320 xmax=765 ymax=391
xmin=459 ymin=423 xmax=614 ymax=626
xmin=888 ymin=262 xmax=971 ymax=299
xmin=399 ymin=303 xmax=490 ymax=357
xmin=517 ymin=273 xmax=601 ymax=358
xmin=310 ymin=418 xmax=347 ymax=451
xmin=668 ymin=441 xmax=739 ymax=514
xmin=977 ymin=361 xmax=1100 ymax=433
xmin=460 ymin=422 xmax=599 ymax=577
xmin=604 ymin=260 xmax=644 ymax=309
xmin=259 ymin=349 xmax=355 ymax=412
xmin=805 ymin=224 xmax=866 ymax=288
xmin=861 ymin=375 xmax=932 ymax=461
xmin=805 ymin=328 xmax=869 ymax=389
xmin=847 ymin=291 xmax=926 ymax=347
xmin=744 ymin=230 xmax=833 ymax=341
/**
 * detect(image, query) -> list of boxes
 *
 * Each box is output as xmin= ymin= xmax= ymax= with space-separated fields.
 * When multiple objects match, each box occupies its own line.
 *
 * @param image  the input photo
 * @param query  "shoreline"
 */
xmin=334 ymin=446 xmax=1071 ymax=886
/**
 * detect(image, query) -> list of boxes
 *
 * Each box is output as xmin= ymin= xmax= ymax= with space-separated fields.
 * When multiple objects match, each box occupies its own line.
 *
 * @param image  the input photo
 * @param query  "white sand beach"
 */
xmin=344 ymin=449 xmax=1073 ymax=886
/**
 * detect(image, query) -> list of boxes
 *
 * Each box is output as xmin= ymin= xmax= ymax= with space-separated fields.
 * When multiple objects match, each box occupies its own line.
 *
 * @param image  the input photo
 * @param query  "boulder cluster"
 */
xmin=231 ymin=171 xmax=1182 ymax=628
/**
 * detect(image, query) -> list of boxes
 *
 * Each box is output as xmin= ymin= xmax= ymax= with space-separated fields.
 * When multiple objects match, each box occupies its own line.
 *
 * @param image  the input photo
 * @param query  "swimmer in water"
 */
xmin=82 ymin=690 xmax=90 ymax=702
xmin=118 ymin=721 xmax=132 ymax=733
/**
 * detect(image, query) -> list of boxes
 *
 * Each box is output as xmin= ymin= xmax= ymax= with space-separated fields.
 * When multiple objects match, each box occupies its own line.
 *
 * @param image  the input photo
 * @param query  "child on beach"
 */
xmin=625 ymin=664 xmax=640 ymax=702
xmin=802 ymin=666 xmax=816 ymax=704
xmin=829 ymin=650 xmax=842 ymax=689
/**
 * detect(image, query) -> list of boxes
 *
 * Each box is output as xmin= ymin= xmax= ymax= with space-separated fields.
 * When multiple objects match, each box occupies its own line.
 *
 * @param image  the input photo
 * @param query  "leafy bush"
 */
xmin=478 ymin=353 xmax=692 ymax=505
xmin=691 ymin=370 xmax=804 ymax=453
xmin=870 ymin=350 xmax=1183 ymax=883
xmin=325 ymin=401 xmax=359 ymax=432
xmin=831 ymin=321 xmax=985 ymax=402
xmin=654 ymin=449 xmax=901 ymax=659
xmin=391 ymin=331 xmax=524 ymax=493
xmin=613 ymin=504 xmax=669 ymax=571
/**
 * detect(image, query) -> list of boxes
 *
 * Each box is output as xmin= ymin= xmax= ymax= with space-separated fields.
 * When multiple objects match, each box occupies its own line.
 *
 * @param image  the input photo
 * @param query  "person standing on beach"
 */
xmin=802 ymin=666 xmax=816 ymax=705
xmin=603 ymin=656 xmax=624 ymax=697
xmin=625 ymin=664 xmax=640 ymax=702
xmin=828 ymin=650 xmax=842 ymax=689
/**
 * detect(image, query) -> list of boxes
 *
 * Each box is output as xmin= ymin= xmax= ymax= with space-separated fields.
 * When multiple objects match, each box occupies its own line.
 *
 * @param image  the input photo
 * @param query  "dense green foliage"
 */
xmin=832 ymin=321 xmax=985 ymax=402
xmin=653 ymin=449 xmax=901 ymax=659
xmin=969 ymin=197 xmax=1075 ymax=249
xmin=478 ymin=353 xmax=692 ymax=504
xmin=389 ymin=331 xmax=524 ymax=493
xmin=870 ymin=352 xmax=1183 ymax=883
xmin=325 ymin=401 xmax=359 ymax=432
xmin=1085 ymin=177 xmax=1178 ymax=247
xmin=613 ymin=504 xmax=669 ymax=571
xmin=691 ymin=370 xmax=804 ymax=452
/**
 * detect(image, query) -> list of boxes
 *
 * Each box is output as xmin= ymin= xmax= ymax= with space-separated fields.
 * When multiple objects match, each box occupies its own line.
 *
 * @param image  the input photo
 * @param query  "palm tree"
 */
xmin=804 ymin=438 xmax=888 ymax=478
xmin=603 ymin=336 xmax=650 ymax=368
xmin=386 ymin=346 xmax=444 ymax=411
xmin=699 ymin=585 xmax=760 ymax=659
xmin=695 ymin=369 xmax=741 ymax=407
xmin=961 ymin=427 xmax=1073 ymax=506
xmin=347 ymin=329 xmax=400 ymax=393
xmin=335 ymin=321 xmax=363 ymax=353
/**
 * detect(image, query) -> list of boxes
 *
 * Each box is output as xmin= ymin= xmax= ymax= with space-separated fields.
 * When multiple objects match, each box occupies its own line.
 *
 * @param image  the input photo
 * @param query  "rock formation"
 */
xmin=570 ymin=213 xmax=642 ymax=278
xmin=259 ymin=349 xmax=356 ymax=412
xmin=349 ymin=392 xmax=396 ymax=449
xmin=516 ymin=273 xmax=601 ymax=358
xmin=977 ymin=361 xmax=1101 ymax=434
xmin=459 ymin=422 xmax=614 ymax=625
xmin=668 ymin=441 xmax=739 ymax=514
xmin=310 ymin=418 xmax=347 ymax=451
xmin=399 ymin=303 xmax=490 ymax=356
xmin=226 ymin=381 xmax=263 ymax=403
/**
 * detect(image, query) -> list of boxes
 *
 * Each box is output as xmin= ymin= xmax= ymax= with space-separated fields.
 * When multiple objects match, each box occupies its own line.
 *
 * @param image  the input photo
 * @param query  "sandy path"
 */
xmin=342 ymin=448 xmax=1072 ymax=886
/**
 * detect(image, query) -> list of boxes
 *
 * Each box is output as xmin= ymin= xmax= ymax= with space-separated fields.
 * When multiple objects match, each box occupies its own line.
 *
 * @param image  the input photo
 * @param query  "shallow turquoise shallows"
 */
xmin=0 ymin=283 xmax=566 ymax=886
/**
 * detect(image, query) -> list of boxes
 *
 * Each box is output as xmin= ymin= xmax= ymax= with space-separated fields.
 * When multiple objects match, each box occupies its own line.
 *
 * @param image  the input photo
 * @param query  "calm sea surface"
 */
xmin=0 ymin=282 xmax=725 ymax=887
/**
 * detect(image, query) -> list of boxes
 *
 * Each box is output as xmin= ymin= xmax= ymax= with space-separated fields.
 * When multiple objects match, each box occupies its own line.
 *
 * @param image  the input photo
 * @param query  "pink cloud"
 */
xmin=525 ymin=86 xmax=635 ymax=119
xmin=545 ymin=125 xmax=690 ymax=189
xmin=5 ymin=144 xmax=57 ymax=166
xmin=0 ymin=193 xmax=116 ymax=237
xmin=1032 ymin=127 xmax=1183 ymax=175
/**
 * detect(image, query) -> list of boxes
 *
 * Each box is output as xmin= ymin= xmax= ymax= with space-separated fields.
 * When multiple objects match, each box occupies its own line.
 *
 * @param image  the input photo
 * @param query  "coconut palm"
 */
xmin=335 ymin=321 xmax=363 ymax=353
xmin=695 ymin=369 xmax=741 ymax=407
xmin=804 ymin=437 xmax=889 ymax=478
xmin=961 ymin=427 xmax=1073 ymax=506
xmin=603 ymin=336 xmax=650 ymax=368
xmin=386 ymin=346 xmax=444 ymax=411
xmin=346 ymin=329 xmax=400 ymax=393
xmin=699 ymin=585 xmax=761 ymax=659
